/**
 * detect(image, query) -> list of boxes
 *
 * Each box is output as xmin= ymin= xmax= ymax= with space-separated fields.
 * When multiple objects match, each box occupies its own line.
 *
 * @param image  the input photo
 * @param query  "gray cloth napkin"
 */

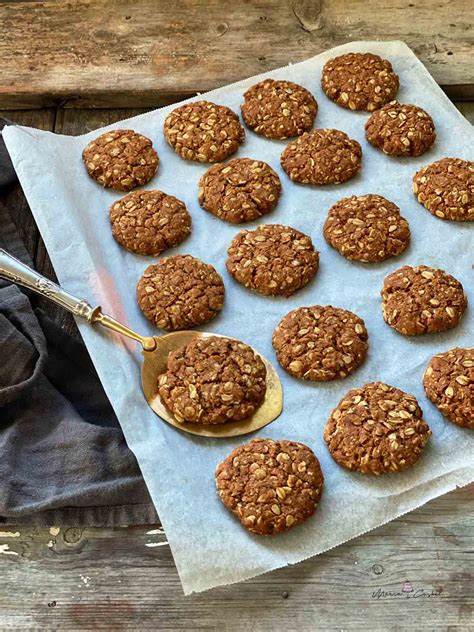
xmin=0 ymin=118 xmax=158 ymax=526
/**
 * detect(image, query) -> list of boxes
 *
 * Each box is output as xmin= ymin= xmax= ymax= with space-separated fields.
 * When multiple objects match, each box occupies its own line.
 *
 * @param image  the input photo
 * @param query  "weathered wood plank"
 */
xmin=0 ymin=484 xmax=472 ymax=629
xmin=0 ymin=0 xmax=472 ymax=109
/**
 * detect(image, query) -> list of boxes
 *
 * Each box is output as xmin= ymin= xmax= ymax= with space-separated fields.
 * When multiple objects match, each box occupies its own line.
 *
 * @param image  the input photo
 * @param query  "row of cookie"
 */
xmin=159 ymin=332 xmax=472 ymax=432
xmin=174 ymin=344 xmax=472 ymax=537
xmin=82 ymin=114 xmax=451 ymax=189
xmin=107 ymin=168 xmax=470 ymax=269
xmin=216 ymin=347 xmax=472 ymax=537
xmin=200 ymin=155 xmax=472 ymax=224
xmin=103 ymin=157 xmax=472 ymax=266
xmin=136 ymin=246 xmax=467 ymax=357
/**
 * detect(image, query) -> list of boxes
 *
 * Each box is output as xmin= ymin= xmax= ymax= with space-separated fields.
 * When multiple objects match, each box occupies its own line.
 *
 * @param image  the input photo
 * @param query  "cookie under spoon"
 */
xmin=0 ymin=249 xmax=283 ymax=437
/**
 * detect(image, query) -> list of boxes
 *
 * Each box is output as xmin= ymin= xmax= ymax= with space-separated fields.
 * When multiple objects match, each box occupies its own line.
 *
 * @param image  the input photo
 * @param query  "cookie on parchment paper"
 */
xmin=365 ymin=102 xmax=435 ymax=157
xmin=280 ymin=129 xmax=362 ymax=185
xmin=321 ymin=52 xmax=399 ymax=112
xmin=136 ymin=255 xmax=225 ymax=331
xmin=226 ymin=224 xmax=319 ymax=297
xmin=413 ymin=157 xmax=473 ymax=222
xmin=109 ymin=190 xmax=191 ymax=256
xmin=158 ymin=336 xmax=266 ymax=425
xmin=272 ymin=305 xmax=368 ymax=381
xmin=198 ymin=158 xmax=281 ymax=224
xmin=241 ymin=79 xmax=318 ymax=139
xmin=163 ymin=100 xmax=245 ymax=163
xmin=323 ymin=194 xmax=410 ymax=263
xmin=215 ymin=438 xmax=324 ymax=535
xmin=381 ymin=265 xmax=467 ymax=336
xmin=82 ymin=129 xmax=159 ymax=191
xmin=324 ymin=382 xmax=432 ymax=475
xmin=423 ymin=347 xmax=473 ymax=429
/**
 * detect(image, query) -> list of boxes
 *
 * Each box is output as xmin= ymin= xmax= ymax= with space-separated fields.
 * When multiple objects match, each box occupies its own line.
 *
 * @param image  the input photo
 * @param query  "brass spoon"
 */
xmin=0 ymin=249 xmax=283 ymax=437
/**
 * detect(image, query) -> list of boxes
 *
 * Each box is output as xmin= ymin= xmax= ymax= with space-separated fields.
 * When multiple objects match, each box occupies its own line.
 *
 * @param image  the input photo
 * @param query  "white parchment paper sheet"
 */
xmin=4 ymin=41 xmax=473 ymax=594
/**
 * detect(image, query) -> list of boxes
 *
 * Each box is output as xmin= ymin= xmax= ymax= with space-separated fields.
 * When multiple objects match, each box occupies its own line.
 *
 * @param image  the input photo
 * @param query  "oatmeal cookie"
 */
xmin=241 ymin=79 xmax=318 ymax=139
xmin=324 ymin=382 xmax=432 ymax=475
xmin=423 ymin=347 xmax=473 ymax=429
xmin=226 ymin=224 xmax=319 ymax=297
xmin=163 ymin=100 xmax=245 ymax=163
xmin=321 ymin=52 xmax=399 ymax=112
xmin=280 ymin=129 xmax=362 ymax=185
xmin=158 ymin=336 xmax=266 ymax=425
xmin=137 ymin=255 xmax=225 ymax=331
xmin=215 ymin=438 xmax=324 ymax=535
xmin=109 ymin=190 xmax=191 ymax=255
xmin=198 ymin=158 xmax=281 ymax=224
xmin=323 ymin=194 xmax=410 ymax=262
xmin=365 ymin=102 xmax=435 ymax=157
xmin=381 ymin=265 xmax=467 ymax=336
xmin=82 ymin=129 xmax=159 ymax=191
xmin=272 ymin=305 xmax=368 ymax=381
xmin=413 ymin=158 xmax=473 ymax=221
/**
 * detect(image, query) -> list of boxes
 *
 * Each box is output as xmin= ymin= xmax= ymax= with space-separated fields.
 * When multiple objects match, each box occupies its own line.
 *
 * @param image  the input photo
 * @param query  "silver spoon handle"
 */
xmin=0 ymin=248 xmax=156 ymax=351
xmin=0 ymin=248 xmax=94 ymax=318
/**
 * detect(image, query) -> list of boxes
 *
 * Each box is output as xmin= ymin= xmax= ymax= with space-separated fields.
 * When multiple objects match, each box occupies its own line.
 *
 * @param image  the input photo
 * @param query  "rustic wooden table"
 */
xmin=0 ymin=2 xmax=473 ymax=629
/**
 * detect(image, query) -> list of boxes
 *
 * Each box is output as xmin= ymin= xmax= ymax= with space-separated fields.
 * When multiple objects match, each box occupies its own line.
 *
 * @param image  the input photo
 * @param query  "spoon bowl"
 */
xmin=141 ymin=330 xmax=283 ymax=437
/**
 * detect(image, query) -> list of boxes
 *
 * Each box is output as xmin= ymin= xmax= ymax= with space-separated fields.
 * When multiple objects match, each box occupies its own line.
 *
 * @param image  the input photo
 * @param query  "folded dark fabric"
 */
xmin=0 ymin=118 xmax=157 ymax=526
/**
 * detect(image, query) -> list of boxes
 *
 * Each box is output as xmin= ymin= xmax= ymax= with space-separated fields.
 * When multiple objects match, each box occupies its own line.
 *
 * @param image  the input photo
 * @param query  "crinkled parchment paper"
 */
xmin=3 ymin=41 xmax=473 ymax=594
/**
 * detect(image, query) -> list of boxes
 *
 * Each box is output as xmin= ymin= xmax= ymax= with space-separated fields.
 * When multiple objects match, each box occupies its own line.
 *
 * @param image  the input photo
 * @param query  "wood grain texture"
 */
xmin=0 ymin=485 xmax=472 ymax=630
xmin=0 ymin=0 xmax=473 ymax=108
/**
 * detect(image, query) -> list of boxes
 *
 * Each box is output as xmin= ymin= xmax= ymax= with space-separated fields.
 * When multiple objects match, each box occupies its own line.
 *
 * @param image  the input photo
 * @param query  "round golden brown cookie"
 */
xmin=215 ymin=438 xmax=324 ymax=535
xmin=280 ymin=129 xmax=362 ymax=185
xmin=240 ymin=79 xmax=318 ymax=140
xmin=272 ymin=306 xmax=368 ymax=381
xmin=198 ymin=158 xmax=281 ymax=224
xmin=365 ymin=102 xmax=436 ymax=157
xmin=163 ymin=100 xmax=245 ymax=163
xmin=324 ymin=382 xmax=432 ymax=475
xmin=82 ymin=129 xmax=159 ymax=191
xmin=423 ymin=347 xmax=473 ymax=429
xmin=413 ymin=158 xmax=474 ymax=222
xmin=136 ymin=255 xmax=225 ymax=331
xmin=109 ymin=190 xmax=191 ymax=256
xmin=226 ymin=224 xmax=319 ymax=297
xmin=323 ymin=194 xmax=410 ymax=262
xmin=381 ymin=265 xmax=467 ymax=336
xmin=321 ymin=52 xmax=399 ymax=112
xmin=158 ymin=336 xmax=266 ymax=425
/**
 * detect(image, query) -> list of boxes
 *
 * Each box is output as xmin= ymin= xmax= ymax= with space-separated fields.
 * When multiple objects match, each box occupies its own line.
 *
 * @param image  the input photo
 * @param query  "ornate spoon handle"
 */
xmin=0 ymin=248 xmax=156 ymax=350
